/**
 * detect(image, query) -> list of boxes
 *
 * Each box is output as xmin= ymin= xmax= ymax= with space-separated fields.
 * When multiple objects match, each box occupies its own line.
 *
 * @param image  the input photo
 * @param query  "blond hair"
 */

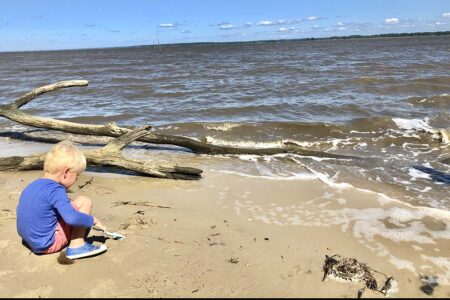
xmin=44 ymin=141 xmax=86 ymax=174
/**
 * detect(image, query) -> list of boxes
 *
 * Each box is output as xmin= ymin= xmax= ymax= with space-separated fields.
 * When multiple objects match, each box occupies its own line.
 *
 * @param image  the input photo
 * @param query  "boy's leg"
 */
xmin=69 ymin=196 xmax=93 ymax=248
xmin=41 ymin=220 xmax=72 ymax=254
xmin=41 ymin=201 xmax=81 ymax=254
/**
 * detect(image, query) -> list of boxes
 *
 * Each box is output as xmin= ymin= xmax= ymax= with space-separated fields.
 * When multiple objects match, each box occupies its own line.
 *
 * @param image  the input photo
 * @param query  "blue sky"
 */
xmin=1 ymin=0 xmax=449 ymax=52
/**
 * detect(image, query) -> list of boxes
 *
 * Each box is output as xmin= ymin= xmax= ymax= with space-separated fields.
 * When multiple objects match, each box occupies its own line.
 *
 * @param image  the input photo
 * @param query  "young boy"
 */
xmin=16 ymin=141 xmax=107 ymax=259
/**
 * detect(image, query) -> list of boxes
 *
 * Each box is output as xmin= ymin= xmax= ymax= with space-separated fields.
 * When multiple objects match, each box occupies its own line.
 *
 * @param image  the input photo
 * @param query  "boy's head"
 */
xmin=44 ymin=141 xmax=86 ymax=175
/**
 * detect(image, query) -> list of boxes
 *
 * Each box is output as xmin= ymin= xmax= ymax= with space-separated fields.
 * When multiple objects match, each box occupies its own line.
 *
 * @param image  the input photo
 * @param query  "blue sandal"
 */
xmin=66 ymin=242 xmax=107 ymax=259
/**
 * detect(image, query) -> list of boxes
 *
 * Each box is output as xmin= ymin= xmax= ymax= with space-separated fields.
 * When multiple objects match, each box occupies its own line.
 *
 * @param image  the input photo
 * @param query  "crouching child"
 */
xmin=16 ymin=141 xmax=107 ymax=259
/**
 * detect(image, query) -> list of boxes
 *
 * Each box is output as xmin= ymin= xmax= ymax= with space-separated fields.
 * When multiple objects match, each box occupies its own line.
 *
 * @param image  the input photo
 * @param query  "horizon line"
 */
xmin=1 ymin=30 xmax=449 ymax=54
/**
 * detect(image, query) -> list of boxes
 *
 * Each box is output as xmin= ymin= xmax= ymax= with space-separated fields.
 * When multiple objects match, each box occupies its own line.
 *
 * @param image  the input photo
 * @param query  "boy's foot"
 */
xmin=66 ymin=242 xmax=107 ymax=259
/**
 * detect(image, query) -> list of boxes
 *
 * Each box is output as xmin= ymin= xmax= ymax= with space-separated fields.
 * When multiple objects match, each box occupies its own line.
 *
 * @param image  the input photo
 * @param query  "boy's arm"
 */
xmin=50 ymin=189 xmax=94 ymax=228
xmin=93 ymin=216 xmax=107 ymax=232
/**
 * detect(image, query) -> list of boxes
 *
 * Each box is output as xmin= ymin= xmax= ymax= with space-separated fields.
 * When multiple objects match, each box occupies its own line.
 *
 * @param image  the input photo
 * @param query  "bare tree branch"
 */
xmin=12 ymin=80 xmax=89 ymax=109
xmin=0 ymin=80 xmax=359 ymax=159
xmin=0 ymin=126 xmax=203 ymax=180
xmin=100 ymin=125 xmax=152 ymax=153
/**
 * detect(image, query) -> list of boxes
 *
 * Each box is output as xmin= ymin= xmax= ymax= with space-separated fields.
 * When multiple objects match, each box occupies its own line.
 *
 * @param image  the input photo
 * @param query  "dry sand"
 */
xmin=0 ymin=169 xmax=449 ymax=298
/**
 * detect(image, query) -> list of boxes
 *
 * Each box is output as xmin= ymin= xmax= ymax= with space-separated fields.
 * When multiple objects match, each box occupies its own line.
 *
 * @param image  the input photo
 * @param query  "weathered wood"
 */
xmin=0 ymin=126 xmax=202 ymax=180
xmin=0 ymin=154 xmax=46 ymax=171
xmin=0 ymin=80 xmax=359 ymax=160
xmin=12 ymin=80 xmax=89 ymax=109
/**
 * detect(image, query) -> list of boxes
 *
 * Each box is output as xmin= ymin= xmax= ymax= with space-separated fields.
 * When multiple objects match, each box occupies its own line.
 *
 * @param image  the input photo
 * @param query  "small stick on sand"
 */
xmin=78 ymin=177 xmax=94 ymax=190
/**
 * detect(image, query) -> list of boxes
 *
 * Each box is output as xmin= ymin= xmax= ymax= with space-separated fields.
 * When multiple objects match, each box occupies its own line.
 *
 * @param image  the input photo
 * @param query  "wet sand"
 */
xmin=0 ymin=169 xmax=449 ymax=298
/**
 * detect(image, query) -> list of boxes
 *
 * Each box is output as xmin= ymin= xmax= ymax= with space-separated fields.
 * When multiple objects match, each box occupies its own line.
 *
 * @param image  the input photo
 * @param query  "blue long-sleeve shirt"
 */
xmin=16 ymin=178 xmax=94 ymax=253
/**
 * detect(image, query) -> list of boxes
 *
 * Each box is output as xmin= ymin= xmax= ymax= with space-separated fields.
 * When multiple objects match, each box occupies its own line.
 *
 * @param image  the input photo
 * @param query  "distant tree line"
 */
xmin=320 ymin=30 xmax=450 ymax=40
xmin=152 ymin=31 xmax=450 ymax=49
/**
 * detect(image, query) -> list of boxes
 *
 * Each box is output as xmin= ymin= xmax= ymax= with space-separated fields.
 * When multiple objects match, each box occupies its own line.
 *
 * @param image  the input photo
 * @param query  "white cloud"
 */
xmin=159 ymin=23 xmax=175 ymax=28
xmin=306 ymin=16 xmax=318 ymax=21
xmin=384 ymin=18 xmax=399 ymax=24
xmin=219 ymin=24 xmax=235 ymax=30
xmin=276 ymin=26 xmax=299 ymax=33
xmin=443 ymin=12 xmax=450 ymax=18
xmin=258 ymin=20 xmax=274 ymax=26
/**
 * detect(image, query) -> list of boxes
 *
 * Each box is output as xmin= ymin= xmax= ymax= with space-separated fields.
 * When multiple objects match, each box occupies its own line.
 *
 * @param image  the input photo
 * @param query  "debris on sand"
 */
xmin=322 ymin=254 xmax=398 ymax=298
xmin=227 ymin=257 xmax=239 ymax=264
xmin=78 ymin=177 xmax=93 ymax=190
xmin=119 ymin=215 xmax=156 ymax=230
xmin=420 ymin=275 xmax=439 ymax=295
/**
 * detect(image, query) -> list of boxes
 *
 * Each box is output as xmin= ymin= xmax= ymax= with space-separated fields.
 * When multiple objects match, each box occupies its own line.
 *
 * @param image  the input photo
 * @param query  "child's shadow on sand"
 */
xmin=21 ymin=236 xmax=108 ymax=255
xmin=86 ymin=235 xmax=109 ymax=243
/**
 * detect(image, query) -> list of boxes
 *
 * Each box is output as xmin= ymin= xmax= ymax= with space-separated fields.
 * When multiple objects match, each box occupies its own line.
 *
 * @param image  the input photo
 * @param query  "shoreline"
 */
xmin=1 ymin=169 xmax=449 ymax=297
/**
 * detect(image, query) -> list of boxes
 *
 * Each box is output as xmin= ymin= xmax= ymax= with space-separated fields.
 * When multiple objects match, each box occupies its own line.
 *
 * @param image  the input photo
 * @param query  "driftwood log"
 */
xmin=0 ymin=80 xmax=358 ymax=160
xmin=0 ymin=125 xmax=202 ymax=180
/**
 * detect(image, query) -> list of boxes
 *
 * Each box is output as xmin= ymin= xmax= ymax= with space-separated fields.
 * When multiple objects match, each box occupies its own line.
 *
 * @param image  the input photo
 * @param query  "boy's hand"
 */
xmin=93 ymin=216 xmax=107 ymax=232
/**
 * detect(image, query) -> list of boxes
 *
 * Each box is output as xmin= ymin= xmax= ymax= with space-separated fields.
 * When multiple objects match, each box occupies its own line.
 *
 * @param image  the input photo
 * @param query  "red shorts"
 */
xmin=42 ymin=202 xmax=80 ymax=254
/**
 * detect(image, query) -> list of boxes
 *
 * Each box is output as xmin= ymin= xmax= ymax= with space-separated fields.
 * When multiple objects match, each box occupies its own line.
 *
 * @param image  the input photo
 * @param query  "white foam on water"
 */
xmin=387 ymin=256 xmax=416 ymax=273
xmin=158 ymin=125 xmax=179 ymax=130
xmin=0 ymin=124 xmax=32 ymax=131
xmin=393 ymin=177 xmax=412 ymax=185
xmin=205 ymin=136 xmax=283 ymax=148
xmin=183 ymin=136 xmax=202 ymax=142
xmin=376 ymin=193 xmax=393 ymax=206
xmin=336 ymin=197 xmax=346 ymax=204
xmin=408 ymin=168 xmax=431 ymax=180
xmin=440 ymin=129 xmax=449 ymax=144
xmin=412 ymin=245 xmax=423 ymax=251
xmin=353 ymin=216 xmax=435 ymax=244
xmin=392 ymin=117 xmax=448 ymax=144
xmin=295 ymin=155 xmax=338 ymax=162
xmin=420 ymin=255 xmax=450 ymax=285
xmin=290 ymin=156 xmax=450 ymax=219
xmin=230 ymin=175 xmax=450 ymax=283
xmin=392 ymin=117 xmax=433 ymax=131
xmin=213 ymin=169 xmax=318 ymax=181
xmin=419 ymin=186 xmax=432 ymax=193
xmin=299 ymin=164 xmax=353 ymax=190
xmin=204 ymin=122 xmax=241 ymax=131
xmin=327 ymin=138 xmax=354 ymax=151
xmin=282 ymin=139 xmax=322 ymax=148
xmin=350 ymin=130 xmax=373 ymax=134
xmin=236 ymin=154 xmax=259 ymax=162
xmin=402 ymin=143 xmax=429 ymax=150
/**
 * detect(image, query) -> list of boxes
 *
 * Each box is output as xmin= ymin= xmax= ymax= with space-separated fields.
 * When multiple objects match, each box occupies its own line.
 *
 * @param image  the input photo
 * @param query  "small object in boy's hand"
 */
xmin=104 ymin=231 xmax=125 ymax=240
xmin=93 ymin=227 xmax=125 ymax=240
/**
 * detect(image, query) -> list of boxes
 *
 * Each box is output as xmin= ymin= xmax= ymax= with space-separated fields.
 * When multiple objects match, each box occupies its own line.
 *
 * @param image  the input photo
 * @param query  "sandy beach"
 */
xmin=1 ymin=168 xmax=449 ymax=298
xmin=1 ymin=2 xmax=449 ymax=297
